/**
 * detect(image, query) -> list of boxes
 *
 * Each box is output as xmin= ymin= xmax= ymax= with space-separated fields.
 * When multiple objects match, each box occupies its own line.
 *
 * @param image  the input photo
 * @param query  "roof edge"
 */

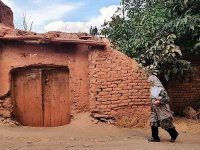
xmin=0 ymin=35 xmax=107 ymax=47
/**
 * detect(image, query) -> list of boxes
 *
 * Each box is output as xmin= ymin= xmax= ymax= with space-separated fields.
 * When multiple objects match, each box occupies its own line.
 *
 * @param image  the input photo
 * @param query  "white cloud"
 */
xmin=1 ymin=0 xmax=83 ymax=32
xmin=22 ymin=3 xmax=83 ymax=32
xmin=28 ymin=0 xmax=43 ymax=4
xmin=44 ymin=5 xmax=119 ymax=33
xmin=44 ymin=21 xmax=90 ymax=33
xmin=28 ymin=4 xmax=79 ymax=26
xmin=1 ymin=0 xmax=14 ymax=8
xmin=1 ymin=1 xmax=119 ymax=33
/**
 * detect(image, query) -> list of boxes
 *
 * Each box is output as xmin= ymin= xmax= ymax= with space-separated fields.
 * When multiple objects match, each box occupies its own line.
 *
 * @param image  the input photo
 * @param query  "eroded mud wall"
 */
xmin=89 ymin=47 xmax=150 ymax=127
xmin=0 ymin=1 xmax=14 ymax=28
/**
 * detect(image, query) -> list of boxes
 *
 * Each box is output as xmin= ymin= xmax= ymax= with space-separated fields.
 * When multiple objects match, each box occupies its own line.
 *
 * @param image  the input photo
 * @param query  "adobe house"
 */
xmin=0 ymin=29 xmax=150 ymax=127
xmin=0 ymin=1 xmax=151 ymax=127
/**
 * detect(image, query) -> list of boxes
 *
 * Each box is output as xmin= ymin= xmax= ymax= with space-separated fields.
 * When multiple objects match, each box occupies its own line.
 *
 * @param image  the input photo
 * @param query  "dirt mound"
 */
xmin=174 ymin=117 xmax=200 ymax=134
xmin=0 ymin=24 xmax=102 ymax=41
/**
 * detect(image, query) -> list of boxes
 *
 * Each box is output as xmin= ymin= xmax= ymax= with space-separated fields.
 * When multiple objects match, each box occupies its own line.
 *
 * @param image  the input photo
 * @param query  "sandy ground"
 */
xmin=0 ymin=113 xmax=200 ymax=150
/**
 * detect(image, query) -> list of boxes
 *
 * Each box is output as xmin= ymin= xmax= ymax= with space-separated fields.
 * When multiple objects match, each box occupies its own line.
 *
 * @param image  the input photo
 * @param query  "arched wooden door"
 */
xmin=12 ymin=67 xmax=70 ymax=127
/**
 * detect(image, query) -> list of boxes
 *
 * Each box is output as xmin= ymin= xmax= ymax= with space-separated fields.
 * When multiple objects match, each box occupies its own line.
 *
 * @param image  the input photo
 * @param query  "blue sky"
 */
xmin=2 ymin=0 xmax=121 ymax=33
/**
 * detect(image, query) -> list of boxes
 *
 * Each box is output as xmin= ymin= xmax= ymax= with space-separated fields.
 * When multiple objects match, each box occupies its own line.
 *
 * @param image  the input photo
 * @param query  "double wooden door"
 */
xmin=12 ymin=67 xmax=70 ymax=127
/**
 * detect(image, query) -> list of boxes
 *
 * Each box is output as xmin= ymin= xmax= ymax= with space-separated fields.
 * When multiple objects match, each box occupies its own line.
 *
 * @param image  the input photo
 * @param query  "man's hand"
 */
xmin=153 ymin=100 xmax=161 ymax=106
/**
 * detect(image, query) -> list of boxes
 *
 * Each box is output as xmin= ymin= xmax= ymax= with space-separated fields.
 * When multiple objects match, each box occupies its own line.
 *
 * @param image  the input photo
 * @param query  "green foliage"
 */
xmin=90 ymin=26 xmax=99 ymax=36
xmin=141 ymin=34 xmax=191 ymax=80
xmin=102 ymin=0 xmax=200 ymax=81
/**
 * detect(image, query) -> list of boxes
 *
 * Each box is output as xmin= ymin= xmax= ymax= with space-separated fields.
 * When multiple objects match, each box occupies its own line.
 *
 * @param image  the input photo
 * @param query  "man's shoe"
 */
xmin=170 ymin=132 xmax=179 ymax=142
xmin=148 ymin=137 xmax=160 ymax=142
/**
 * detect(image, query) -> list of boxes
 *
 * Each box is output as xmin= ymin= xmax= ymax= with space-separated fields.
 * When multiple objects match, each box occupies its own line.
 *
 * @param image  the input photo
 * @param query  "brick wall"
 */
xmin=88 ymin=47 xmax=150 ymax=127
xmin=167 ymin=62 xmax=200 ymax=114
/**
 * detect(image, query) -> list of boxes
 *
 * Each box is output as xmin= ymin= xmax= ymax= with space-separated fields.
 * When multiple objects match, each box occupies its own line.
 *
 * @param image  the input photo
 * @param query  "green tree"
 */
xmin=102 ymin=0 xmax=200 ymax=81
xmin=90 ymin=26 xmax=99 ymax=36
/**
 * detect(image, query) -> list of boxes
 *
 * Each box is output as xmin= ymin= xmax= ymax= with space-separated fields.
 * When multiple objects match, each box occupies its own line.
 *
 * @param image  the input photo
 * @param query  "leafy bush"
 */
xmin=102 ymin=0 xmax=200 ymax=81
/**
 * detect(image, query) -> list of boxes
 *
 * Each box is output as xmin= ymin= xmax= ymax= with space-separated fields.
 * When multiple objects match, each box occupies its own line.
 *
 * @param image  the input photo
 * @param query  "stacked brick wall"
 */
xmin=167 ymin=65 xmax=200 ymax=114
xmin=88 ymin=47 xmax=150 ymax=127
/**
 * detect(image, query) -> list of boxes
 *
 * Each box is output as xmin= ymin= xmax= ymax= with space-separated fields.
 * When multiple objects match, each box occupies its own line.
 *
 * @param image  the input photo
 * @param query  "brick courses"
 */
xmin=167 ymin=65 xmax=200 ymax=114
xmin=89 ymin=47 xmax=150 ymax=127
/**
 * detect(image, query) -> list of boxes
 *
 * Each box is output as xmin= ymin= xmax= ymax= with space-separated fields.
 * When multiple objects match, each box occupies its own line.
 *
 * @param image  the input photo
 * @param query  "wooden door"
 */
xmin=12 ymin=69 xmax=43 ymax=126
xmin=43 ymin=69 xmax=70 ymax=127
xmin=12 ymin=67 xmax=70 ymax=127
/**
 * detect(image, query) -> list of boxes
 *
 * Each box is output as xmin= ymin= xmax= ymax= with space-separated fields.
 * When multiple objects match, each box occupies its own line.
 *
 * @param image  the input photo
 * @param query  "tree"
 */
xmin=22 ymin=13 xmax=33 ymax=31
xmin=102 ymin=0 xmax=200 ymax=81
xmin=90 ymin=26 xmax=99 ymax=36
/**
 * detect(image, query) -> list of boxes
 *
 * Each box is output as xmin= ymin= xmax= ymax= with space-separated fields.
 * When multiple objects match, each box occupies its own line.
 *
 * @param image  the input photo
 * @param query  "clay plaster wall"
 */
xmin=0 ymin=40 xmax=151 ymax=127
xmin=0 ymin=1 xmax=14 ymax=28
xmin=0 ymin=42 xmax=89 ymax=114
xmin=88 ymin=47 xmax=150 ymax=127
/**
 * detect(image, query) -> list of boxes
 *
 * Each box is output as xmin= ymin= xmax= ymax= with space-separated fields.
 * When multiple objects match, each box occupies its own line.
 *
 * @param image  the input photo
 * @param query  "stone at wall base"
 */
xmin=183 ymin=106 xmax=198 ymax=119
xmin=0 ymin=117 xmax=21 ymax=127
xmin=0 ymin=109 xmax=11 ymax=118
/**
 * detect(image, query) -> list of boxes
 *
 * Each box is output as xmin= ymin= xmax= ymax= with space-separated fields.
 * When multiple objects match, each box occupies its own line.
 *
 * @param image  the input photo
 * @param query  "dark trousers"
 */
xmin=166 ymin=128 xmax=179 ymax=139
xmin=151 ymin=126 xmax=178 ymax=139
xmin=151 ymin=126 xmax=160 ymax=140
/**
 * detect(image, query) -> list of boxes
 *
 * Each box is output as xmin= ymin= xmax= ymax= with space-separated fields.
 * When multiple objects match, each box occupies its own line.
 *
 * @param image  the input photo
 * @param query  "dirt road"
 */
xmin=0 ymin=113 xmax=200 ymax=150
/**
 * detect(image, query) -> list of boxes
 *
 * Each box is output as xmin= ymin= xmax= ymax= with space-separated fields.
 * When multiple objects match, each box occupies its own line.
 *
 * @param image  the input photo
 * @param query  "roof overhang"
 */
xmin=0 ymin=35 xmax=107 ymax=48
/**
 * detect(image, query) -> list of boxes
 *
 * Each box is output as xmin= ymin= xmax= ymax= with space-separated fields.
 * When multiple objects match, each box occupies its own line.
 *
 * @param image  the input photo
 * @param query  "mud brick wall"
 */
xmin=0 ymin=1 xmax=14 ymax=28
xmin=167 ymin=64 xmax=200 ymax=114
xmin=89 ymin=47 xmax=150 ymax=127
xmin=0 ymin=97 xmax=13 ymax=118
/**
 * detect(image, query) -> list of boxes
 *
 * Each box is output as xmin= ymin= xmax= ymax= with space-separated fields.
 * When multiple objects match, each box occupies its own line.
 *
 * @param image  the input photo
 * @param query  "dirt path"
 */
xmin=0 ymin=113 xmax=200 ymax=150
